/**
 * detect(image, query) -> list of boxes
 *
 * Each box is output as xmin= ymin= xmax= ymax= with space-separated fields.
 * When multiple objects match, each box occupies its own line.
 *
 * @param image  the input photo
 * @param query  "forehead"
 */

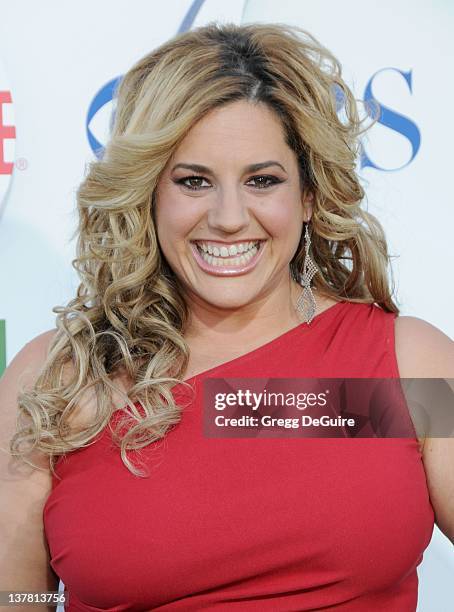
xmin=171 ymin=100 xmax=292 ymax=162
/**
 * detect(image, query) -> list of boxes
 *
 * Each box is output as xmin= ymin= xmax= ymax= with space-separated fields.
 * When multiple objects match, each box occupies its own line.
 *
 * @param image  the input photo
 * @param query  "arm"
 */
xmin=0 ymin=329 xmax=60 ymax=609
xmin=395 ymin=316 xmax=454 ymax=544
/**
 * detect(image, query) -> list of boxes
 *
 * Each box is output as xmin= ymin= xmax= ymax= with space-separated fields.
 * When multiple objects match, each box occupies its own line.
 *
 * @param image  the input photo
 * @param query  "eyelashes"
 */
xmin=174 ymin=174 xmax=284 ymax=191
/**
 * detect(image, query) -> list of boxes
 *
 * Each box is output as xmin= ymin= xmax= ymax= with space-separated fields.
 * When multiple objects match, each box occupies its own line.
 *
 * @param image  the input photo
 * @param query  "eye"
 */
xmin=246 ymin=175 xmax=282 ymax=189
xmin=175 ymin=174 xmax=283 ymax=192
xmin=175 ymin=175 xmax=211 ymax=191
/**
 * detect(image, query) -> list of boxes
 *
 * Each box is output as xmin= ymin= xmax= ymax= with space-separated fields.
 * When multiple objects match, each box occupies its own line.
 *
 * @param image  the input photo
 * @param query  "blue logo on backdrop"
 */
xmin=86 ymin=77 xmax=121 ymax=159
xmin=361 ymin=68 xmax=421 ymax=171
xmin=86 ymin=0 xmax=421 ymax=172
xmin=86 ymin=0 xmax=206 ymax=160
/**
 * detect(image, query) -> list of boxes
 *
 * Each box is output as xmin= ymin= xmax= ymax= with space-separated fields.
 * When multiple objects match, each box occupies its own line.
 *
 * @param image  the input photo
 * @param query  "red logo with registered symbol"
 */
xmin=0 ymin=58 xmax=17 ymax=219
xmin=0 ymin=90 xmax=15 ymax=175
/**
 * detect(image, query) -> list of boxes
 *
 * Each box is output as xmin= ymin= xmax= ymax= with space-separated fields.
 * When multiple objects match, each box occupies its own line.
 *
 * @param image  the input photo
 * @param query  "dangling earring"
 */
xmin=296 ymin=222 xmax=318 ymax=324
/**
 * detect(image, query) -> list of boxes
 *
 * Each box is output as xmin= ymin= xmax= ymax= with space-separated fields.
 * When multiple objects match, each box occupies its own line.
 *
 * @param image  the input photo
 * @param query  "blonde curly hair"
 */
xmin=10 ymin=21 xmax=397 ymax=477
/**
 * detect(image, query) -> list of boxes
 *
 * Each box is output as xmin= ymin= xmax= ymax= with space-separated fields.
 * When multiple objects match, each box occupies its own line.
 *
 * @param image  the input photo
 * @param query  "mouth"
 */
xmin=190 ymin=239 xmax=267 ymax=276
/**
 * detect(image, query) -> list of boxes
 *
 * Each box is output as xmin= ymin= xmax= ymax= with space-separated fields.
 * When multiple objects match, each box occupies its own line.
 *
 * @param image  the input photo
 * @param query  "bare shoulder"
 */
xmin=1 ymin=328 xmax=58 ymax=384
xmin=394 ymin=315 xmax=454 ymax=378
xmin=394 ymin=316 xmax=454 ymax=543
xmin=0 ymin=326 xmax=135 ymax=453
xmin=0 ymin=328 xmax=58 ymax=470
xmin=0 ymin=329 xmax=61 ymax=591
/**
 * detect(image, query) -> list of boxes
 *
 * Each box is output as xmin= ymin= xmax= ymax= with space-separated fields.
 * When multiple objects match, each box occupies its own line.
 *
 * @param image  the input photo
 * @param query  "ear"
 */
xmin=302 ymin=190 xmax=314 ymax=223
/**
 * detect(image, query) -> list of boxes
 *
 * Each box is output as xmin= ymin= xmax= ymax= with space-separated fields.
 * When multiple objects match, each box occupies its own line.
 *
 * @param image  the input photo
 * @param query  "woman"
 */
xmin=1 ymin=21 xmax=453 ymax=611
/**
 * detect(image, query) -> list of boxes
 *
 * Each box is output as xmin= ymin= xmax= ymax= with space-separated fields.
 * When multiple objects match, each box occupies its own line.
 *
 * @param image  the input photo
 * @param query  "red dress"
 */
xmin=43 ymin=301 xmax=434 ymax=611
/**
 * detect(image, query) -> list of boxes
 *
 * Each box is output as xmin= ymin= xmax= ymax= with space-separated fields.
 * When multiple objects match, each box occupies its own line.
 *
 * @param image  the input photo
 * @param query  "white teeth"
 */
xmin=197 ymin=245 xmax=258 ymax=267
xmin=195 ymin=240 xmax=260 ymax=257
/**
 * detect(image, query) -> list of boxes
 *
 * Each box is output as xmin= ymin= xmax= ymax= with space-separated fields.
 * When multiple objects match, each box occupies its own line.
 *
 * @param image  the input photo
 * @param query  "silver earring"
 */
xmin=296 ymin=222 xmax=318 ymax=323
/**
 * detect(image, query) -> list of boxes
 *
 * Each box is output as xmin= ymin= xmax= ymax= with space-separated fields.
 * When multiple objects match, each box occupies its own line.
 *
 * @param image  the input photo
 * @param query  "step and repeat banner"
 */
xmin=0 ymin=1 xmax=452 ymax=609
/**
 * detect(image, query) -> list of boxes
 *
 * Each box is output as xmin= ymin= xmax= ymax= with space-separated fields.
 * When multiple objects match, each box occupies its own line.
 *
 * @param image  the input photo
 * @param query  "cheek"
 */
xmin=155 ymin=199 xmax=194 ymax=247
xmin=260 ymin=201 xmax=303 ymax=239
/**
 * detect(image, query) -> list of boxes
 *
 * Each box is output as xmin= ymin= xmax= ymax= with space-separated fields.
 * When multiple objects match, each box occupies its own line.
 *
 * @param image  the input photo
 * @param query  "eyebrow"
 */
xmin=171 ymin=160 xmax=287 ymax=174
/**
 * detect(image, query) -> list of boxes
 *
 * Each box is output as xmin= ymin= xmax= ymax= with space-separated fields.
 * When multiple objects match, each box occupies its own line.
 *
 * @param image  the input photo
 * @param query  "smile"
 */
xmin=190 ymin=240 xmax=266 ymax=276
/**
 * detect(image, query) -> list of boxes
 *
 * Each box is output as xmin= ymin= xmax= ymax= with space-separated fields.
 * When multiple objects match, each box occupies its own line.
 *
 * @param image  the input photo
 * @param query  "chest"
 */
xmin=44 ymin=412 xmax=434 ymax=610
xmin=181 ymin=343 xmax=258 ymax=381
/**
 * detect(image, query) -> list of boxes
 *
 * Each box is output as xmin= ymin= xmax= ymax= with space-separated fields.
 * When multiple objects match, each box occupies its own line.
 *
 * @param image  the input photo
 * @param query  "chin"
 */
xmin=195 ymin=290 xmax=259 ymax=311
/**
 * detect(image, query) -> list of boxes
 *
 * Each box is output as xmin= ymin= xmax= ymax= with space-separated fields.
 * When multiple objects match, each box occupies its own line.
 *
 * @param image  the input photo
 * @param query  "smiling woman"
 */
xmin=154 ymin=100 xmax=310 ymax=307
xmin=1 ymin=20 xmax=453 ymax=612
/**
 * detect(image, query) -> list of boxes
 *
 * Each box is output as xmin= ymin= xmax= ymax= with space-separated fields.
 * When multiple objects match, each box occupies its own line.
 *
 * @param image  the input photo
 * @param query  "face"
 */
xmin=154 ymin=99 xmax=313 ymax=313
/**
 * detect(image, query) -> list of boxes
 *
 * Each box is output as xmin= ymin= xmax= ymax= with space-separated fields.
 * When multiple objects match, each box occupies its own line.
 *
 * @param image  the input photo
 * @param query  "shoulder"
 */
xmin=0 ymin=328 xmax=58 ymax=477
xmin=394 ymin=316 xmax=454 ymax=543
xmin=0 ymin=329 xmax=61 ymax=592
xmin=1 ymin=327 xmax=135 ymax=439
xmin=0 ymin=328 xmax=58 ymax=406
xmin=394 ymin=315 xmax=454 ymax=378
xmin=5 ymin=328 xmax=57 ymax=370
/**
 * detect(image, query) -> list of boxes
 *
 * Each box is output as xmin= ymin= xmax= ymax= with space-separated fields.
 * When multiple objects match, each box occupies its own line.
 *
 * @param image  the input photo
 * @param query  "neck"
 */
xmin=182 ymin=276 xmax=307 ymax=343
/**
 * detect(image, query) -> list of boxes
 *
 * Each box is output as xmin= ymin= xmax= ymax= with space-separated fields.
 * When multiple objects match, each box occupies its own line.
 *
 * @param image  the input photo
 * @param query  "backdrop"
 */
xmin=0 ymin=1 xmax=452 ymax=609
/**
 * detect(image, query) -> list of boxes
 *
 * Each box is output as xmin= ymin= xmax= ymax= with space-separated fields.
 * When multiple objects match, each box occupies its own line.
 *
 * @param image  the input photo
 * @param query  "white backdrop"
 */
xmin=0 ymin=1 xmax=452 ymax=609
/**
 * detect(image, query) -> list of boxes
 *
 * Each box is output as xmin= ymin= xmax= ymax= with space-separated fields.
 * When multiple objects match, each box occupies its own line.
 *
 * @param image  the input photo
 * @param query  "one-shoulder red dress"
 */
xmin=43 ymin=301 xmax=434 ymax=611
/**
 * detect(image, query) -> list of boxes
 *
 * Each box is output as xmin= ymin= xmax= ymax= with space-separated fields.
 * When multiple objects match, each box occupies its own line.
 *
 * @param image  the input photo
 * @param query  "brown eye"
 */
xmin=247 ymin=175 xmax=282 ymax=189
xmin=174 ymin=174 xmax=282 ymax=192
xmin=175 ymin=175 xmax=210 ymax=191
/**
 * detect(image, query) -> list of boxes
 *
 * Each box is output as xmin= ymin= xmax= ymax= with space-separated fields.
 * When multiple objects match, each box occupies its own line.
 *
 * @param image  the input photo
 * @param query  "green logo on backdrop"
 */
xmin=0 ymin=320 xmax=5 ymax=377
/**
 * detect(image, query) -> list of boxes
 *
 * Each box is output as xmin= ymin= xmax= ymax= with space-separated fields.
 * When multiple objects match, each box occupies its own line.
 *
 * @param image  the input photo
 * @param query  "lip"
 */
xmin=190 ymin=240 xmax=267 ymax=276
xmin=191 ymin=239 xmax=266 ymax=247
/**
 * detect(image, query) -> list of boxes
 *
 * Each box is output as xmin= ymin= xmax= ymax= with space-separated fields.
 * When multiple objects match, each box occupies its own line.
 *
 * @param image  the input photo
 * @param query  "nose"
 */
xmin=206 ymin=189 xmax=250 ymax=235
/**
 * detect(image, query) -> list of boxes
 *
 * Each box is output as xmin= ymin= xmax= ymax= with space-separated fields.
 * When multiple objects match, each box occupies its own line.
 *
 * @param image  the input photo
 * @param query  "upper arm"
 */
xmin=394 ymin=315 xmax=454 ymax=544
xmin=0 ymin=329 xmax=60 ymax=593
